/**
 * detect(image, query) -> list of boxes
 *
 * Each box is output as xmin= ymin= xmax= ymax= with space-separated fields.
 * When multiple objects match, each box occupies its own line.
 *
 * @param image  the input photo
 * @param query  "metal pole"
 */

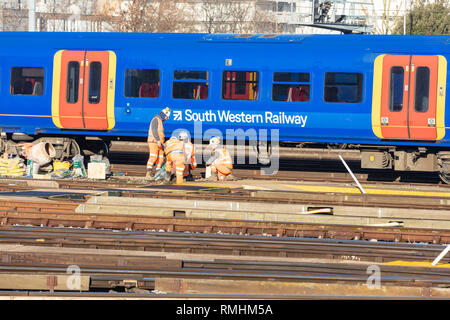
xmin=432 ymin=244 xmax=450 ymax=266
xmin=338 ymin=155 xmax=366 ymax=194
xmin=28 ymin=0 xmax=36 ymax=32
xmin=403 ymin=0 xmax=406 ymax=35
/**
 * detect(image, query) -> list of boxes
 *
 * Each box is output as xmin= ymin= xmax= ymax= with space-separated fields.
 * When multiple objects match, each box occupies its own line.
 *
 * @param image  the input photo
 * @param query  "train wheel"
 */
xmin=437 ymin=152 xmax=450 ymax=184
xmin=65 ymin=139 xmax=82 ymax=159
xmin=80 ymin=138 xmax=110 ymax=156
xmin=327 ymin=143 xmax=347 ymax=150
xmin=34 ymin=137 xmax=81 ymax=161
xmin=439 ymin=173 xmax=450 ymax=184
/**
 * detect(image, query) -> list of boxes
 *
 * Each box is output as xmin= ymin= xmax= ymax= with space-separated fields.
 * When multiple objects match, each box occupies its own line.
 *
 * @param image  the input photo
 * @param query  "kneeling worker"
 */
xmin=163 ymin=132 xmax=186 ymax=185
xmin=179 ymin=130 xmax=197 ymax=180
xmin=146 ymin=107 xmax=171 ymax=179
xmin=205 ymin=136 xmax=233 ymax=181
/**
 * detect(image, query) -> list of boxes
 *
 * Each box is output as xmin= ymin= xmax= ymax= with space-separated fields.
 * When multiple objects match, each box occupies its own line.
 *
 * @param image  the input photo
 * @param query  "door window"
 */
xmin=414 ymin=66 xmax=430 ymax=113
xmin=88 ymin=62 xmax=102 ymax=104
xmin=66 ymin=61 xmax=80 ymax=103
xmin=389 ymin=66 xmax=404 ymax=112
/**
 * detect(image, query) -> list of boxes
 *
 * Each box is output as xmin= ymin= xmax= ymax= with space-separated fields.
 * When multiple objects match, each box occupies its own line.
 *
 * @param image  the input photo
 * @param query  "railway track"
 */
xmin=0 ymin=179 xmax=449 ymax=243
xmin=0 ymin=225 xmax=448 ymax=263
xmin=1 ymin=225 xmax=450 ymax=297
xmin=0 ymin=142 xmax=448 ymax=298
xmin=109 ymin=163 xmax=444 ymax=187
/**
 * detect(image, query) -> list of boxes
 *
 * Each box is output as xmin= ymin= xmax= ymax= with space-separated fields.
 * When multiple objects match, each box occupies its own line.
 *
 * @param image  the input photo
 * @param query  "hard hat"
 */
xmin=178 ymin=130 xmax=190 ymax=141
xmin=209 ymin=136 xmax=220 ymax=146
xmin=161 ymin=107 xmax=171 ymax=118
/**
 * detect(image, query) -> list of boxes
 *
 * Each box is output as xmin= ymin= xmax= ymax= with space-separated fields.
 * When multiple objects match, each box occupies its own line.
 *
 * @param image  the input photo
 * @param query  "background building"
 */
xmin=0 ymin=0 xmax=441 ymax=34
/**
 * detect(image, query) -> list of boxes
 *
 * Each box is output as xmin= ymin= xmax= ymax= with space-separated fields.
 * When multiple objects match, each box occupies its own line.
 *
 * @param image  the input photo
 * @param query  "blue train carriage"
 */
xmin=0 ymin=32 xmax=449 ymax=181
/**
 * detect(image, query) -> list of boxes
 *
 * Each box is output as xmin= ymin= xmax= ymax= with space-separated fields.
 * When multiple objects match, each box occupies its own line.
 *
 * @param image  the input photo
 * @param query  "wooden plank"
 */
xmin=0 ymin=273 xmax=89 ymax=291
xmin=155 ymin=277 xmax=450 ymax=297
xmin=0 ymin=251 xmax=182 ymax=270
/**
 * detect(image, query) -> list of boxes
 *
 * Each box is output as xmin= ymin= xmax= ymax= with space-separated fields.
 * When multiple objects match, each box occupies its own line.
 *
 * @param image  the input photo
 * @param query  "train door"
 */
xmin=372 ymin=54 xmax=447 ymax=140
xmin=408 ymin=55 xmax=439 ymax=140
xmin=52 ymin=50 xmax=116 ymax=130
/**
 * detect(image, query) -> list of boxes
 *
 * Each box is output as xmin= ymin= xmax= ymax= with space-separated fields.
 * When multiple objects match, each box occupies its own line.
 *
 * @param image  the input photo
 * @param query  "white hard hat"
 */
xmin=161 ymin=107 xmax=171 ymax=118
xmin=178 ymin=130 xmax=190 ymax=141
xmin=209 ymin=136 xmax=220 ymax=146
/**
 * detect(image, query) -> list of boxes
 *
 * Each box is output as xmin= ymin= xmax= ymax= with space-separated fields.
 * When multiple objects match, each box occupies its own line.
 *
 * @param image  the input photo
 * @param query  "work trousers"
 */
xmin=165 ymin=153 xmax=185 ymax=184
xmin=147 ymin=142 xmax=164 ymax=171
xmin=211 ymin=162 xmax=232 ymax=181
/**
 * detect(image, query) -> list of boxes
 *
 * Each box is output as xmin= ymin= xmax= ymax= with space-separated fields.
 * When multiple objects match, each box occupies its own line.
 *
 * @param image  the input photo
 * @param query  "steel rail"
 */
xmin=0 ymin=264 xmax=449 ymax=287
xmin=1 ymin=207 xmax=450 ymax=245
xmin=0 ymin=225 xmax=447 ymax=263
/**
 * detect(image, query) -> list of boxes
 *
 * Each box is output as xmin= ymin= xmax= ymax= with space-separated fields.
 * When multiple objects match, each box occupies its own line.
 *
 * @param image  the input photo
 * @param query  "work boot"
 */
xmin=164 ymin=171 xmax=172 ymax=183
xmin=146 ymin=168 xmax=155 ymax=180
xmin=206 ymin=171 xmax=218 ymax=182
xmin=153 ymin=168 xmax=162 ymax=181
xmin=225 ymin=173 xmax=237 ymax=181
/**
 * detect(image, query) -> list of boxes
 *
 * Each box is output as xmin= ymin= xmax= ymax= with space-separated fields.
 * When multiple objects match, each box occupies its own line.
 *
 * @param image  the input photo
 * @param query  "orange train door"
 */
xmin=379 ymin=55 xmax=410 ymax=139
xmin=373 ymin=54 xmax=446 ymax=141
xmin=52 ymin=50 xmax=116 ymax=130
xmin=408 ymin=55 xmax=439 ymax=140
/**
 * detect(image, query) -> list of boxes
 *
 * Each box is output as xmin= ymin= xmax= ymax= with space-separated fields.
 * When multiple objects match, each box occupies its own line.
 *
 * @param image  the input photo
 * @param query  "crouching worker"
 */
xmin=146 ymin=107 xmax=171 ymax=180
xmin=163 ymin=133 xmax=185 ymax=185
xmin=205 ymin=136 xmax=233 ymax=182
xmin=178 ymin=130 xmax=197 ymax=181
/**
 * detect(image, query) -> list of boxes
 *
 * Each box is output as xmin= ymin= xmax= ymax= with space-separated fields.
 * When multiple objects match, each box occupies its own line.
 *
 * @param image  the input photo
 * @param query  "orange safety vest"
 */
xmin=213 ymin=147 xmax=232 ymax=169
xmin=147 ymin=115 xmax=165 ymax=144
xmin=164 ymin=137 xmax=184 ymax=156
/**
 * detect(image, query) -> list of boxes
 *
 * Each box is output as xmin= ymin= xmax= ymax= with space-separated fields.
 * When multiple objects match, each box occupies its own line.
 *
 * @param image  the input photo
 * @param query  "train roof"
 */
xmin=0 ymin=32 xmax=448 ymax=54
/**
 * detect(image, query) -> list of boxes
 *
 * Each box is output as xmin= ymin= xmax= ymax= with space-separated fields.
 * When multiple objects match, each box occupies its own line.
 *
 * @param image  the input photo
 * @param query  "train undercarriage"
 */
xmin=1 ymin=132 xmax=450 ymax=184
xmin=0 ymin=133 xmax=111 ymax=170
xmin=358 ymin=147 xmax=450 ymax=184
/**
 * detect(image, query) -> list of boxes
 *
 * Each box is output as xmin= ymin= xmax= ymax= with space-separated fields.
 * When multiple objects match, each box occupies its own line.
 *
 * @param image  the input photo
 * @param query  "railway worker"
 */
xmin=205 ymin=136 xmax=234 ymax=182
xmin=163 ymin=133 xmax=186 ymax=185
xmin=146 ymin=107 xmax=171 ymax=180
xmin=178 ymin=130 xmax=197 ymax=180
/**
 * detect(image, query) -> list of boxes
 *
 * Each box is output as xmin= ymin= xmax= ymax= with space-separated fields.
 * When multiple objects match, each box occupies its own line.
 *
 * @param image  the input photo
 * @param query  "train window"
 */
xmin=389 ymin=67 xmax=404 ymax=112
xmin=66 ymin=61 xmax=80 ymax=104
xmin=324 ymin=72 xmax=362 ymax=103
xmin=174 ymin=71 xmax=207 ymax=80
xmin=10 ymin=67 xmax=44 ymax=95
xmin=124 ymin=69 xmax=160 ymax=98
xmin=272 ymin=72 xmax=310 ymax=102
xmin=414 ymin=67 xmax=430 ymax=113
xmin=274 ymin=72 xmax=309 ymax=83
xmin=88 ymin=62 xmax=102 ymax=104
xmin=173 ymin=70 xmax=208 ymax=100
xmin=222 ymin=71 xmax=259 ymax=101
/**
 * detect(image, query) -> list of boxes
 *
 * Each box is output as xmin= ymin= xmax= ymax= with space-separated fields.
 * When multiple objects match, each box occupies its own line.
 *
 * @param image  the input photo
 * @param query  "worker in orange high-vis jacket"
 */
xmin=178 ymin=130 xmax=197 ymax=180
xmin=163 ymin=133 xmax=185 ymax=185
xmin=205 ymin=136 xmax=234 ymax=182
xmin=146 ymin=107 xmax=171 ymax=179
